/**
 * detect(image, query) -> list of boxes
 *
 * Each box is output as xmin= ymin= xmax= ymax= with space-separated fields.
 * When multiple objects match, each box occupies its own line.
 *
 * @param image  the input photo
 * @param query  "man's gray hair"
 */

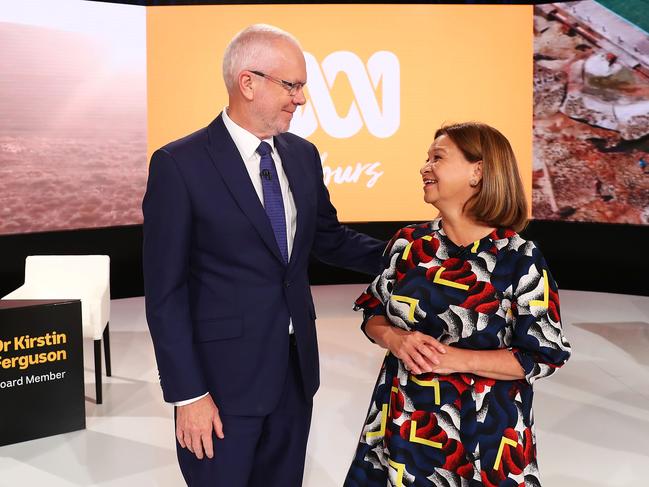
xmin=222 ymin=24 xmax=301 ymax=94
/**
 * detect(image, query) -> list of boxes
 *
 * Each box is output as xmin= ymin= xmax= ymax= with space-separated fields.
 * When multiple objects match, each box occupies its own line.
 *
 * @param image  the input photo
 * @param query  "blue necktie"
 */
xmin=257 ymin=141 xmax=288 ymax=263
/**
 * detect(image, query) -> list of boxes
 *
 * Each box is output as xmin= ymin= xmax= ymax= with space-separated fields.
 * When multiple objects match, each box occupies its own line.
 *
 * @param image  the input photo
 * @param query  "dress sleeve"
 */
xmin=353 ymin=227 xmax=413 ymax=341
xmin=510 ymin=244 xmax=571 ymax=384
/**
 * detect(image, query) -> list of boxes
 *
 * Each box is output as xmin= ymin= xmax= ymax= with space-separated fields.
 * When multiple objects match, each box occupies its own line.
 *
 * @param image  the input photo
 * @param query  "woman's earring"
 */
xmin=469 ymin=179 xmax=479 ymax=188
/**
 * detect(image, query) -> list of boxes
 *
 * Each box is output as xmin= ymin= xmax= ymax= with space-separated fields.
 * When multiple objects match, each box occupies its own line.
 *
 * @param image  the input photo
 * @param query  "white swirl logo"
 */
xmin=289 ymin=51 xmax=400 ymax=139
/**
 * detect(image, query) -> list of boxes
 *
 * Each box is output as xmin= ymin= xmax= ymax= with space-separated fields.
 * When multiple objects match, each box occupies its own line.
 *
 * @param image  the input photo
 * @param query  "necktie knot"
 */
xmin=257 ymin=141 xmax=272 ymax=157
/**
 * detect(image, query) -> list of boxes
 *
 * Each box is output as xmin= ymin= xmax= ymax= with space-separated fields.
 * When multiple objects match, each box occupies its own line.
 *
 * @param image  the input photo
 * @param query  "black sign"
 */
xmin=0 ymin=300 xmax=85 ymax=446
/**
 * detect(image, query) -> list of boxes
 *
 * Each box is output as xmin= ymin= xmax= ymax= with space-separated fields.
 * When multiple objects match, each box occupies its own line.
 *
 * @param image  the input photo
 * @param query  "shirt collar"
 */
xmin=432 ymin=218 xmax=513 ymax=245
xmin=222 ymin=107 xmax=274 ymax=161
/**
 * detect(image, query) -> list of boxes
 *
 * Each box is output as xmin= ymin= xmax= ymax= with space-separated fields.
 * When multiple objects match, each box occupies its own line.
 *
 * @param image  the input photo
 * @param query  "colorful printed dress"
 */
xmin=344 ymin=219 xmax=571 ymax=487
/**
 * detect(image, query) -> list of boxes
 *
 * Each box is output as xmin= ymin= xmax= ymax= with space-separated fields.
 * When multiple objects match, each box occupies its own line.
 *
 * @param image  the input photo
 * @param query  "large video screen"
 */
xmin=0 ymin=1 xmax=647 ymax=236
xmin=147 ymin=4 xmax=533 ymax=223
xmin=532 ymin=2 xmax=649 ymax=224
xmin=0 ymin=1 xmax=147 ymax=235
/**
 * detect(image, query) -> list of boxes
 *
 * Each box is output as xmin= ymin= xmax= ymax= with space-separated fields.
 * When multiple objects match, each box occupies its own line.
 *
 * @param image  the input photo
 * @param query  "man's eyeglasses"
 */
xmin=250 ymin=70 xmax=305 ymax=96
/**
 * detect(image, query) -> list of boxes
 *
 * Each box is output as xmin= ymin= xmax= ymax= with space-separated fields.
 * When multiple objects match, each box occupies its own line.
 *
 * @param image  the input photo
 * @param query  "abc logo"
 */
xmin=289 ymin=51 xmax=400 ymax=139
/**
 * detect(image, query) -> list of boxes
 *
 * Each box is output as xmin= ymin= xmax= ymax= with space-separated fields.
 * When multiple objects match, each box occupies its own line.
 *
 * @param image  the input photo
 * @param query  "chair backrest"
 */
xmin=24 ymin=255 xmax=110 ymax=296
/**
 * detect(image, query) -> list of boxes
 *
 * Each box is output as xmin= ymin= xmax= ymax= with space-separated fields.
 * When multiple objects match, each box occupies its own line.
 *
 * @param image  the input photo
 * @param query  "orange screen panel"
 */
xmin=147 ymin=4 xmax=532 ymax=222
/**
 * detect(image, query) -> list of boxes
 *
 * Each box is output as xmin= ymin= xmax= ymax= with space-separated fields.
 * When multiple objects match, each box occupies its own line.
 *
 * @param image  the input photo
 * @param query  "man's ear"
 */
xmin=239 ymin=71 xmax=255 ymax=101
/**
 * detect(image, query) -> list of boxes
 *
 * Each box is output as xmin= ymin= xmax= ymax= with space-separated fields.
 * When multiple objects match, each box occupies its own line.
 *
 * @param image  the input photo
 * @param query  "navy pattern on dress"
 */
xmin=344 ymin=219 xmax=571 ymax=487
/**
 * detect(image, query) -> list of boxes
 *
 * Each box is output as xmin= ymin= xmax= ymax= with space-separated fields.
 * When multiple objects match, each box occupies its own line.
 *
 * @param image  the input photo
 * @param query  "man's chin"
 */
xmin=275 ymin=122 xmax=292 ymax=135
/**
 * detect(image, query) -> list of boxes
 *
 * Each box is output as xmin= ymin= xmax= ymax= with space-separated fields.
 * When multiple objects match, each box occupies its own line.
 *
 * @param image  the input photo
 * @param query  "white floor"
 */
xmin=1 ymin=285 xmax=648 ymax=486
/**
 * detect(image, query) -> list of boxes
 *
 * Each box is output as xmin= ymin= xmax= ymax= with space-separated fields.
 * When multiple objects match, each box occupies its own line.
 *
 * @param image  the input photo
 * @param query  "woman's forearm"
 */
xmin=364 ymin=315 xmax=402 ymax=349
xmin=450 ymin=347 xmax=525 ymax=380
xmin=364 ymin=316 xmax=524 ymax=380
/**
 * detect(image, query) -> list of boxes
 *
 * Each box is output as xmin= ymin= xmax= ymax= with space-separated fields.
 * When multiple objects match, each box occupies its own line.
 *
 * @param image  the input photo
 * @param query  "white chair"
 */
xmin=2 ymin=255 xmax=111 ymax=404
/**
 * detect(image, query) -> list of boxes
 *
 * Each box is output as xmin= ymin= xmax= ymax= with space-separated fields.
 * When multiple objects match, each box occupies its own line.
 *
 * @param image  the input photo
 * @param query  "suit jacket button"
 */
xmin=284 ymin=280 xmax=291 ymax=288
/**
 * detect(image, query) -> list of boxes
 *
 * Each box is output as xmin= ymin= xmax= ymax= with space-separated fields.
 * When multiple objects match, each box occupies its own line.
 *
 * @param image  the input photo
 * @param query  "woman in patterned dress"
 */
xmin=344 ymin=122 xmax=571 ymax=487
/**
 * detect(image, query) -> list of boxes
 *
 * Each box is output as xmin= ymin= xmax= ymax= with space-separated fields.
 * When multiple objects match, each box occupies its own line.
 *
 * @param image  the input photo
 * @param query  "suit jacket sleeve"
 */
xmin=308 ymin=144 xmax=386 ymax=275
xmin=142 ymin=148 xmax=208 ymax=403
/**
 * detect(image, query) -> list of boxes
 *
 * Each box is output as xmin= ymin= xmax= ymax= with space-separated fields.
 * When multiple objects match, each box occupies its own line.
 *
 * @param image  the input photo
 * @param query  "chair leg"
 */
xmin=103 ymin=322 xmax=112 ymax=377
xmin=94 ymin=339 xmax=102 ymax=404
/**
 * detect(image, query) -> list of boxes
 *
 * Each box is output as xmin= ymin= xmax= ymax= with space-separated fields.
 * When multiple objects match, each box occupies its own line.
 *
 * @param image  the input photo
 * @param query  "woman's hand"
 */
xmin=387 ymin=328 xmax=448 ymax=375
xmin=427 ymin=345 xmax=471 ymax=375
xmin=364 ymin=316 xmax=525 ymax=380
xmin=365 ymin=316 xmax=446 ymax=375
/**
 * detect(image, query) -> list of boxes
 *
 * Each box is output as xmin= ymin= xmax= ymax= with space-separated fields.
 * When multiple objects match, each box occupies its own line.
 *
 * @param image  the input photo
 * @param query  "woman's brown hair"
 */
xmin=434 ymin=122 xmax=529 ymax=232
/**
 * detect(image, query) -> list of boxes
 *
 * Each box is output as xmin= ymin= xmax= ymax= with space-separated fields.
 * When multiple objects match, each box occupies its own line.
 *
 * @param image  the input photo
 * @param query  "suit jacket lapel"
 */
xmin=275 ymin=134 xmax=307 ymax=268
xmin=205 ymin=115 xmax=285 ymax=265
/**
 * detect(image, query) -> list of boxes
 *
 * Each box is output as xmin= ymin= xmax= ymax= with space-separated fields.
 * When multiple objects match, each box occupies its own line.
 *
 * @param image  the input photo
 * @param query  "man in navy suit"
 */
xmin=142 ymin=24 xmax=384 ymax=486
